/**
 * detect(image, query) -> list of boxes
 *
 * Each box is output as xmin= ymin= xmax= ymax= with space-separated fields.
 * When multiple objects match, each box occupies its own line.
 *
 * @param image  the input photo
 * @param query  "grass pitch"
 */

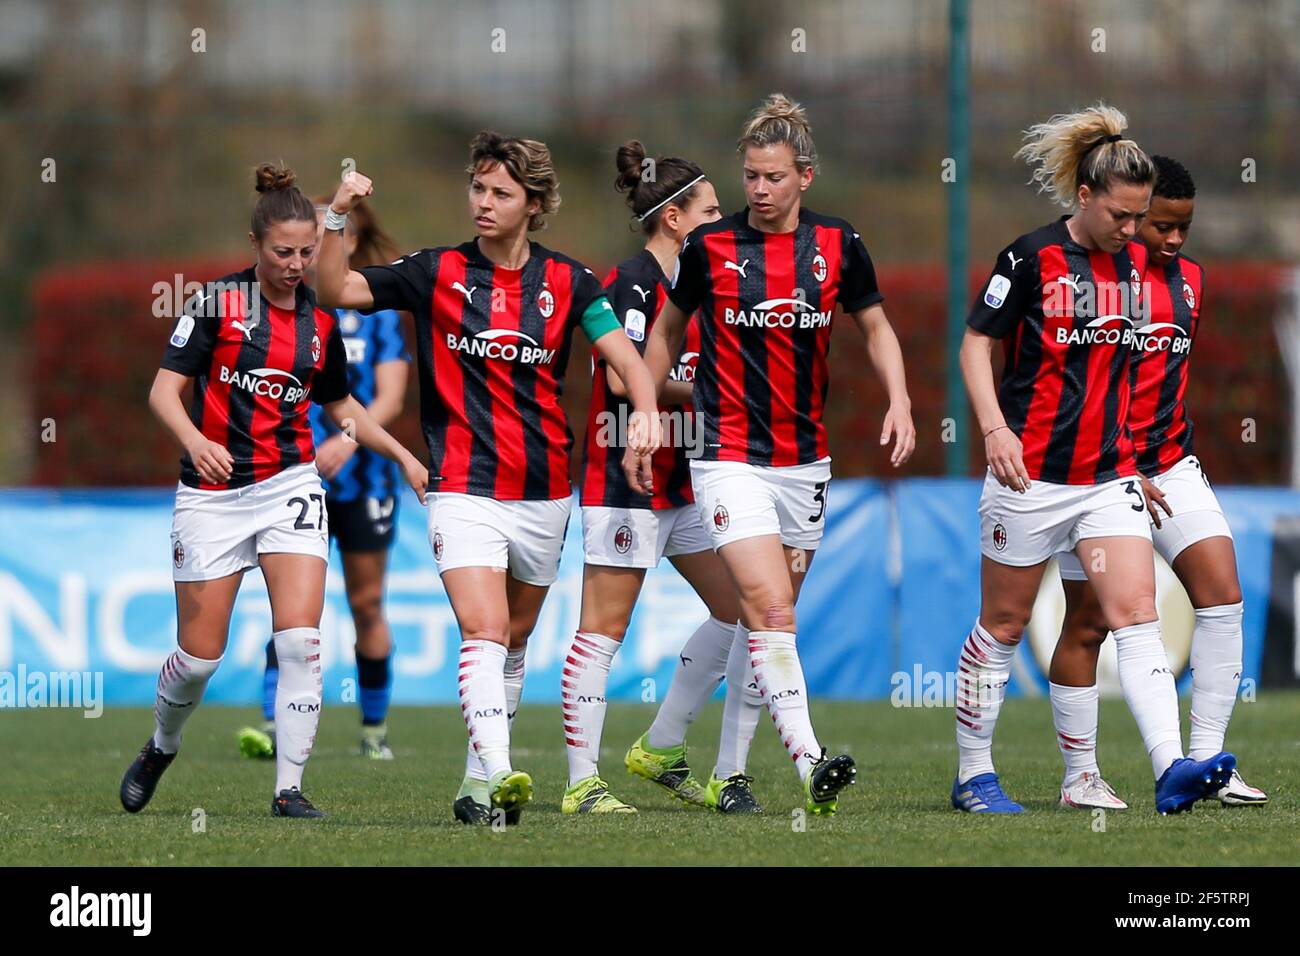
xmin=1 ymin=693 xmax=1295 ymax=866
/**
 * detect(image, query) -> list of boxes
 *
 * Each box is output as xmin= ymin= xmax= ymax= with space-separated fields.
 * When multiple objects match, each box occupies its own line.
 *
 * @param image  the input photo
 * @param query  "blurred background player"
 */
xmin=239 ymin=197 xmax=412 ymax=762
xmin=1049 ymin=155 xmax=1266 ymax=809
xmin=119 ymin=164 xmax=427 ymax=819
xmin=562 ymin=141 xmax=748 ymax=815
xmin=315 ymin=133 xmax=661 ymax=825
xmin=637 ymin=94 xmax=916 ymax=816
xmin=954 ymin=106 xmax=1234 ymax=815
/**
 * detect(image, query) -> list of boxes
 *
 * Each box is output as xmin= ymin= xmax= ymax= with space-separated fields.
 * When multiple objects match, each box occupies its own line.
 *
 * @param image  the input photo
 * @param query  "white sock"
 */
xmin=715 ymin=621 xmax=764 ymax=778
xmin=464 ymin=644 xmax=527 ymax=785
xmin=748 ymin=630 xmax=821 ymax=782
xmin=647 ymin=616 xmax=734 ymax=749
xmin=273 ymin=627 xmax=324 ymax=794
xmin=1050 ymin=682 xmax=1101 ymax=784
xmin=955 ymin=621 xmax=1016 ymax=784
xmin=504 ymin=645 xmax=527 ymax=723
xmin=562 ymin=631 xmax=620 ymax=785
xmin=458 ymin=640 xmax=511 ymax=782
xmin=1188 ymin=602 xmax=1244 ymax=760
xmin=463 ymin=739 xmax=485 ymax=784
xmin=153 ymin=646 xmax=222 ymax=754
xmin=1114 ymin=620 xmax=1184 ymax=777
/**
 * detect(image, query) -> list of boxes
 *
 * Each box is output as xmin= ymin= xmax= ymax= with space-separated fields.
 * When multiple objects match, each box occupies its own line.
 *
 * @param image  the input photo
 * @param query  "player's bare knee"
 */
xmin=271 ymin=615 xmax=321 ymax=633
xmin=461 ymin=625 xmax=510 ymax=646
xmin=582 ymin=617 xmax=627 ymax=641
xmin=510 ymin=614 xmax=540 ymax=645
xmin=1205 ymin=585 xmax=1243 ymax=608
xmin=762 ymin=602 xmax=796 ymax=631
xmin=979 ymin=609 xmax=1028 ymax=645
xmin=1077 ymin=622 xmax=1109 ymax=652
xmin=348 ymin=590 xmax=383 ymax=632
xmin=1107 ymin=599 xmax=1157 ymax=630
xmin=707 ymin=598 xmax=742 ymax=626
xmin=1064 ymin=605 xmax=1110 ymax=649
xmin=178 ymin=633 xmax=226 ymax=661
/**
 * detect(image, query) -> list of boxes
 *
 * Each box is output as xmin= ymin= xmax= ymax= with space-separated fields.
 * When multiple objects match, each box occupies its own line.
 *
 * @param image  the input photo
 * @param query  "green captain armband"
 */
xmin=579 ymin=296 xmax=622 ymax=343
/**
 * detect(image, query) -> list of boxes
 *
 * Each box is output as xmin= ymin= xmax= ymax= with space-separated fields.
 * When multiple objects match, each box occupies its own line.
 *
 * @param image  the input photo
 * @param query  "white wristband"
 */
xmin=324 ymin=207 xmax=348 ymax=232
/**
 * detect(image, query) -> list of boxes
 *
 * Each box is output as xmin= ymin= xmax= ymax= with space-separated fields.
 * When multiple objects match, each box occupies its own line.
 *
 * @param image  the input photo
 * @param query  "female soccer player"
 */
xmin=560 ymin=141 xmax=748 ymax=815
xmin=119 ymin=163 xmax=427 ymax=818
xmin=240 ymin=197 xmax=412 ymax=762
xmin=315 ymin=132 xmax=661 ymax=825
xmin=635 ymin=94 xmax=916 ymax=816
xmin=1049 ymin=155 xmax=1265 ymax=809
xmin=953 ymin=106 xmax=1234 ymax=815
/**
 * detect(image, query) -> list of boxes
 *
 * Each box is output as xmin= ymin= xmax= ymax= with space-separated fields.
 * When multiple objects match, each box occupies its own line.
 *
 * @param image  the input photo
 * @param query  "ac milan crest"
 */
xmin=713 ymin=504 xmax=730 ymax=532
xmin=992 ymin=522 xmax=1007 ymax=552
xmin=614 ymin=524 xmax=633 ymax=554
xmin=433 ymin=531 xmax=444 ymax=562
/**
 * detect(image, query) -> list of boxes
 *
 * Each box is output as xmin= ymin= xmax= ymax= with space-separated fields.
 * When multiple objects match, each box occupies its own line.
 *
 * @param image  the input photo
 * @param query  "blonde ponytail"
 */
xmin=1015 ymin=103 xmax=1154 ymax=207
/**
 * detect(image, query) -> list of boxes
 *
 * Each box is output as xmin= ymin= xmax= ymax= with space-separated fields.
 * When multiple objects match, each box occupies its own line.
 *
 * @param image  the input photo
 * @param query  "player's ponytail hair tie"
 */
xmin=1084 ymin=132 xmax=1125 ymax=152
xmin=250 ymin=161 xmax=315 ymax=240
xmin=1016 ymin=103 xmax=1154 ymax=207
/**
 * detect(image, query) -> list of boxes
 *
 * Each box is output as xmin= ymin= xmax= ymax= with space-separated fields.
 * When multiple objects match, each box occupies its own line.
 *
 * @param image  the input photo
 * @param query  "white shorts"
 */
xmin=690 ymin=456 xmax=832 ymax=551
xmin=979 ymin=469 xmax=1151 ymax=568
xmin=1057 ymin=455 xmax=1233 ymax=580
xmin=427 ymin=492 xmax=571 ymax=586
xmin=170 ymin=463 xmax=330 ymax=582
xmin=582 ymin=504 xmax=712 ymax=569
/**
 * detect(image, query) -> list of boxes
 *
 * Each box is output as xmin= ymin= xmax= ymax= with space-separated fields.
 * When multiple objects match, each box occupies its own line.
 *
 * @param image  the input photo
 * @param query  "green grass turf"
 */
xmin=0 ymin=693 xmax=1295 ymax=866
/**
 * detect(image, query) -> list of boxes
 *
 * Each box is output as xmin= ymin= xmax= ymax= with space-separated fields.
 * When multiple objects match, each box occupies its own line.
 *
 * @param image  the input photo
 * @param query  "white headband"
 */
xmin=637 ymin=174 xmax=706 ymax=222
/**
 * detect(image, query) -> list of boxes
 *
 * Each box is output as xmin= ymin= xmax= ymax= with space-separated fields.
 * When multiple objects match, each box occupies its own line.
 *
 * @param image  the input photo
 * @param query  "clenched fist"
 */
xmin=330 ymin=170 xmax=374 ymax=215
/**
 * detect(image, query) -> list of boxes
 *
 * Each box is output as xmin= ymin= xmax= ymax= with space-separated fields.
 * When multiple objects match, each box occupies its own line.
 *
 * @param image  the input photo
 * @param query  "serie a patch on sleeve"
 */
xmin=624 ymin=308 xmax=646 ymax=341
xmin=984 ymin=274 xmax=1011 ymax=309
xmin=170 ymin=314 xmax=195 ymax=347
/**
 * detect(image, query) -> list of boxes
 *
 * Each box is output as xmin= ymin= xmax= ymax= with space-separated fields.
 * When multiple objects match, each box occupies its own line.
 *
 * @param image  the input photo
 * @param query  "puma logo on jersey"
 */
xmin=632 ymin=284 xmax=652 ymax=302
xmin=452 ymin=281 xmax=476 ymax=304
xmin=1006 ymin=251 xmax=1023 ymax=270
xmin=231 ymin=319 xmax=255 ymax=340
xmin=724 ymin=259 xmax=750 ymax=279
xmin=1057 ymin=275 xmax=1083 ymax=294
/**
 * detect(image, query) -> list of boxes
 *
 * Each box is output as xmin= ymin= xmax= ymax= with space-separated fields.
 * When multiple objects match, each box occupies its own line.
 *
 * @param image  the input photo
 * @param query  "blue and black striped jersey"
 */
xmin=308 ymin=307 xmax=411 ymax=502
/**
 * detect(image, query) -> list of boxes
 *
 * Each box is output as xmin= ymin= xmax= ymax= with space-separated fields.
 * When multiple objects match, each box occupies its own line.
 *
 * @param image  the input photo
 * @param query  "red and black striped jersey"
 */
xmin=1129 ymin=254 xmax=1203 ymax=477
xmin=667 ymin=207 xmax=883 ymax=466
xmin=159 ymin=266 xmax=350 ymax=490
xmin=967 ymin=217 xmax=1148 ymax=485
xmin=581 ymin=249 xmax=699 ymax=510
xmin=361 ymin=240 xmax=605 ymax=500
